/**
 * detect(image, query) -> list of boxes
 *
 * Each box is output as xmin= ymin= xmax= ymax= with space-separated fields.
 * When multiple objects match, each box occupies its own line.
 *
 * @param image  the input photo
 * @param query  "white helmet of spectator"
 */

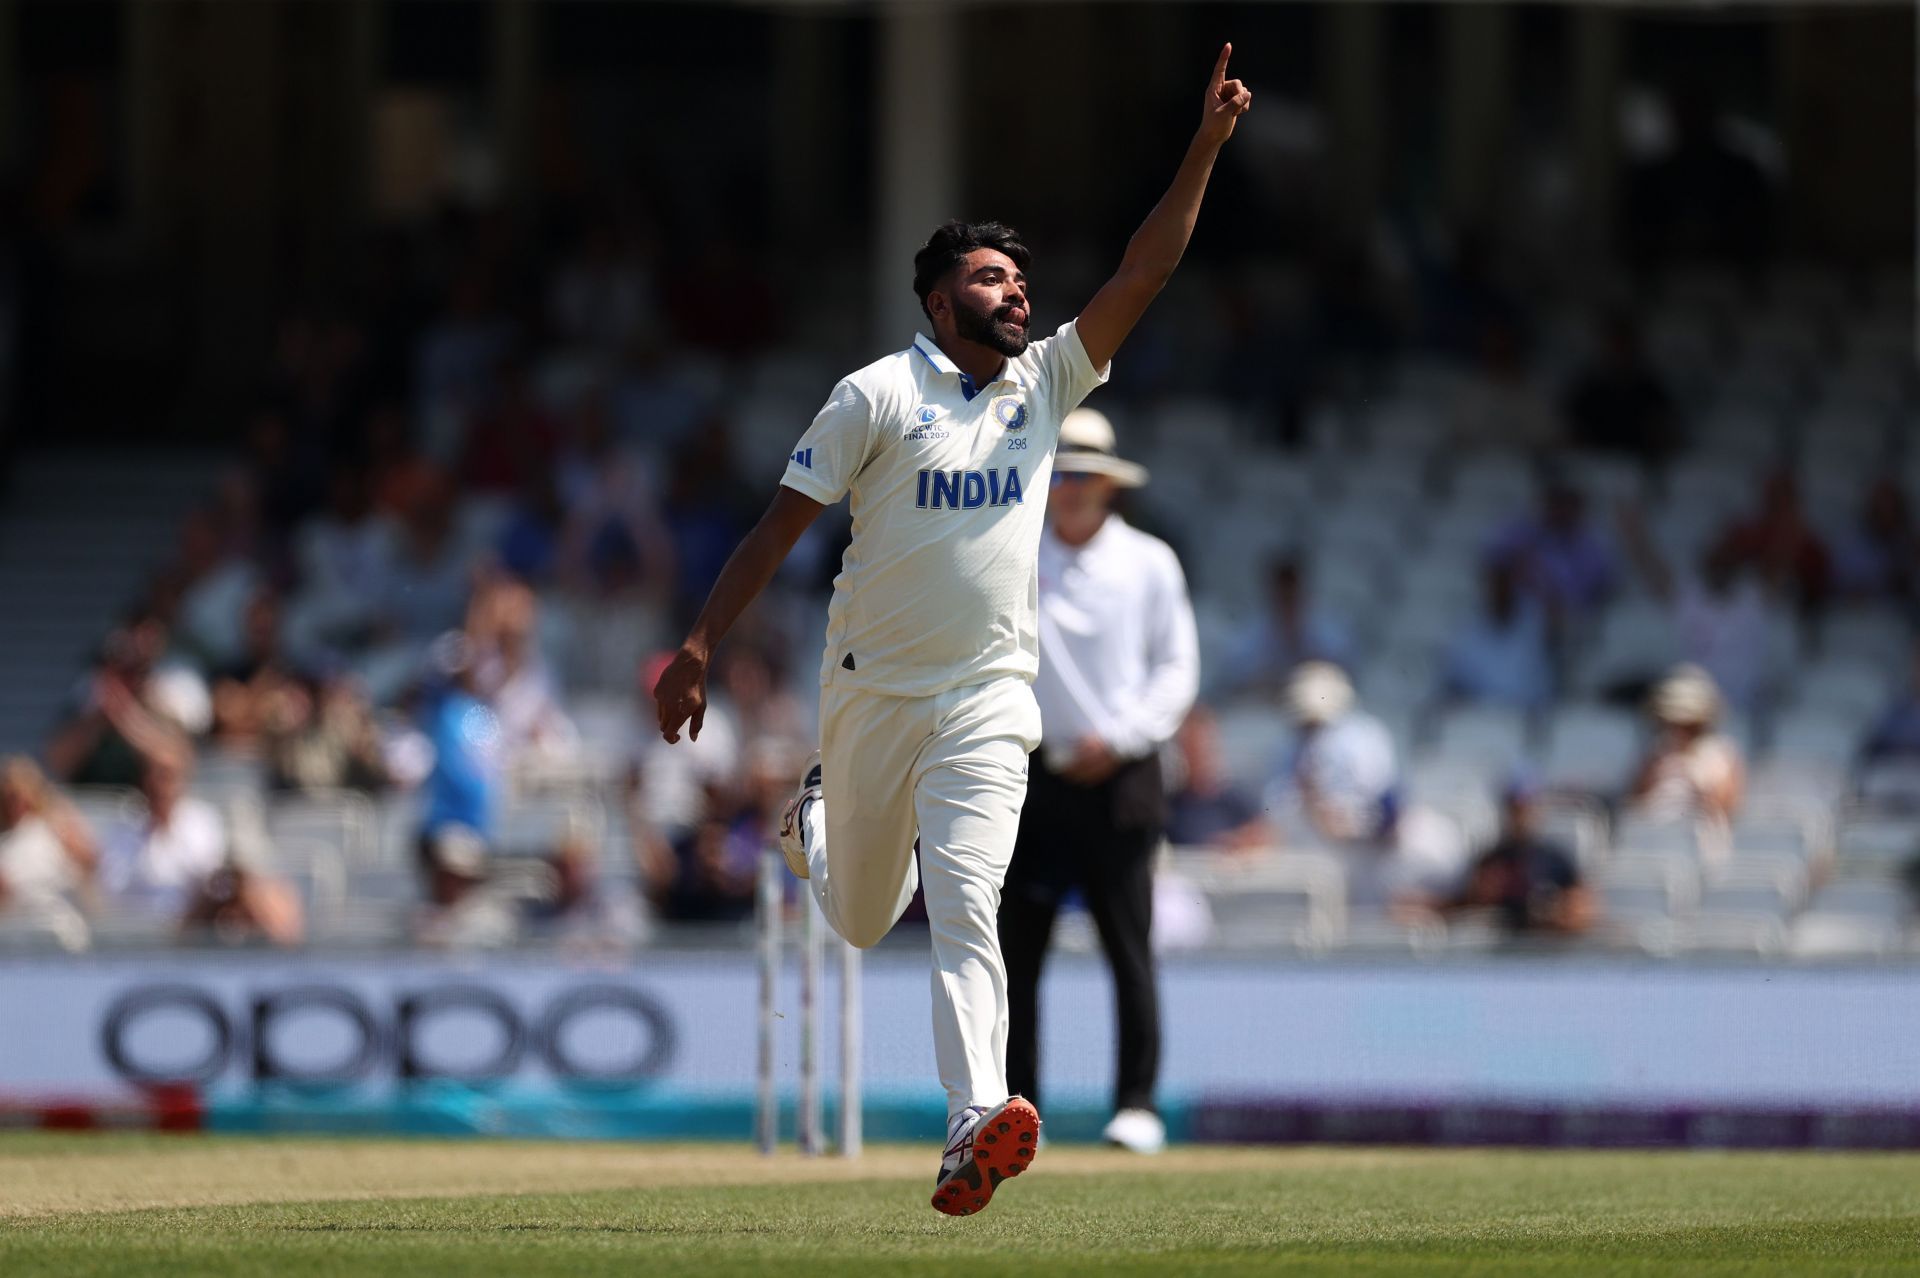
xmin=1649 ymin=664 xmax=1722 ymax=728
xmin=1284 ymin=660 xmax=1354 ymax=726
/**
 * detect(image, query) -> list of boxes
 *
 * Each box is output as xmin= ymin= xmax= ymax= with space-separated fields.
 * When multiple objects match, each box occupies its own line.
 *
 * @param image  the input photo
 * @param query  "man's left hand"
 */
xmin=1060 ymin=734 xmax=1123 ymax=785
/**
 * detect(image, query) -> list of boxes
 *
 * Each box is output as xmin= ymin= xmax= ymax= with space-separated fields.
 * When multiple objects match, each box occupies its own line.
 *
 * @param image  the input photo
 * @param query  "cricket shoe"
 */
xmin=930 ymin=1096 xmax=1041 ymax=1217
xmin=777 ymin=751 xmax=822 ymax=879
xmin=1102 ymin=1107 xmax=1166 ymax=1154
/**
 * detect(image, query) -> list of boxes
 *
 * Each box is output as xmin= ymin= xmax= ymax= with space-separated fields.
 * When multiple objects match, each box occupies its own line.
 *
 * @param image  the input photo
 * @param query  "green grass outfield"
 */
xmin=4 ymin=1134 xmax=1919 ymax=1277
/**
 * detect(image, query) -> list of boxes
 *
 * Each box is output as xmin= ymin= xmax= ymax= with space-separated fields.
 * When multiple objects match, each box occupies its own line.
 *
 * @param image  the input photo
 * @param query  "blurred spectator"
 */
xmin=461 ymin=353 xmax=559 ymax=497
xmin=661 ymin=424 xmax=756 ymax=622
xmin=1417 ymin=226 xmax=1527 ymax=365
xmin=1619 ymin=504 xmax=1772 ymax=711
xmin=1713 ymin=470 xmax=1830 ymax=613
xmin=1218 ymin=556 xmax=1357 ymax=697
xmin=1445 ymin=772 xmax=1594 ymax=936
xmin=1448 ymin=322 xmax=1563 ymax=452
xmin=1488 ymin=480 xmax=1619 ymax=633
xmin=1270 ymin=662 xmax=1466 ymax=910
xmin=240 ymin=408 xmax=322 ymax=543
xmin=714 ymin=642 xmax=811 ymax=762
xmin=414 ymin=267 xmax=514 ymax=465
xmin=467 ymin=575 xmax=578 ymax=774
xmin=285 ymin=464 xmax=393 ymax=662
xmin=548 ymin=212 xmax=660 ymax=355
xmin=210 ymin=591 xmax=297 ymax=747
xmin=167 ymin=503 xmax=262 ymax=672
xmin=1831 ymin=479 xmax=1916 ymax=602
xmin=46 ymin=616 xmax=195 ymax=786
xmin=496 ymin=465 xmax=568 ymax=586
xmin=378 ymin=470 xmax=478 ymax=644
xmin=628 ymin=651 xmax=741 ymax=900
xmin=658 ymin=740 xmax=790 ymax=923
xmin=1165 ymin=709 xmax=1271 ymax=851
xmin=415 ymin=635 xmax=502 ymax=909
xmin=661 ymin=235 xmax=778 ymax=356
xmin=1440 ymin=558 xmax=1554 ymax=710
xmin=100 ymin=755 xmax=302 ymax=947
xmin=1628 ymin=665 xmax=1745 ymax=861
xmin=1864 ymin=643 xmax=1920 ymax=764
xmin=1561 ymin=312 xmax=1679 ymax=464
xmin=0 ymin=757 xmax=97 ymax=948
xmin=265 ymin=675 xmax=392 ymax=795
xmin=554 ymin=392 xmax=676 ymax=597
xmin=611 ymin=332 xmax=707 ymax=450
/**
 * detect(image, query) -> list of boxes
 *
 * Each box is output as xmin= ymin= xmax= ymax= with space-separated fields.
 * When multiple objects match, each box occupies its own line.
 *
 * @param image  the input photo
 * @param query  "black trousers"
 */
xmin=998 ymin=751 xmax=1162 ymax=1116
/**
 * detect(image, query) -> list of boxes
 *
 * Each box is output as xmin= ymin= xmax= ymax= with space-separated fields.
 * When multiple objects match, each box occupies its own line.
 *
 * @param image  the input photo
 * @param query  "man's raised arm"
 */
xmin=652 ymin=486 xmax=824 ymax=742
xmin=1076 ymin=43 xmax=1252 ymax=373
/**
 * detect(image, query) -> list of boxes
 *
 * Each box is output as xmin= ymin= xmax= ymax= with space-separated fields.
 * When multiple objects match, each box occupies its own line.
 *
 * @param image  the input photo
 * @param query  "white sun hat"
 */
xmin=1054 ymin=408 xmax=1149 ymax=487
xmin=1649 ymin=663 xmax=1723 ymax=727
xmin=1285 ymin=660 xmax=1355 ymax=726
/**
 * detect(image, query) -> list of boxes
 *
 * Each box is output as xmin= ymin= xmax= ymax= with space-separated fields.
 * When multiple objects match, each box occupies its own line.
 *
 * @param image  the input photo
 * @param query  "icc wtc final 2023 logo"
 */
xmin=990 ymin=395 xmax=1027 ymax=432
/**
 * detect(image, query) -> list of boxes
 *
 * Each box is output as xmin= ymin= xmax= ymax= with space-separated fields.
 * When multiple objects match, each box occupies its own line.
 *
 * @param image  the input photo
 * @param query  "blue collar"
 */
xmin=910 ymin=332 xmax=1026 ymax=400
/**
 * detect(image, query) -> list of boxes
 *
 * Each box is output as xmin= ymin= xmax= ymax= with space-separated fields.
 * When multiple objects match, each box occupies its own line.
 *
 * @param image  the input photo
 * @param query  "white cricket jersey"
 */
xmin=781 ymin=319 xmax=1109 ymax=698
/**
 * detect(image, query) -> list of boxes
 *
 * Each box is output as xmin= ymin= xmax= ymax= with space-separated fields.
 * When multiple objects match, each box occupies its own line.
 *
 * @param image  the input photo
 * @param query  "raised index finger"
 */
xmin=1211 ymin=42 xmax=1232 ymax=88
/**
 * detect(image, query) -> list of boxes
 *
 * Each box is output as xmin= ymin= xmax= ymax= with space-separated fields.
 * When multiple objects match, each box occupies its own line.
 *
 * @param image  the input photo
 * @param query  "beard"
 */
xmin=951 ymin=296 xmax=1030 ymax=357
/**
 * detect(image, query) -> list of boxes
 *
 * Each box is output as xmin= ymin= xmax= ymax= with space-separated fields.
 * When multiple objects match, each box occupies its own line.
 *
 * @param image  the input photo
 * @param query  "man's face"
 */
xmin=1048 ymin=471 xmax=1117 ymax=528
xmin=936 ymin=249 xmax=1030 ymax=357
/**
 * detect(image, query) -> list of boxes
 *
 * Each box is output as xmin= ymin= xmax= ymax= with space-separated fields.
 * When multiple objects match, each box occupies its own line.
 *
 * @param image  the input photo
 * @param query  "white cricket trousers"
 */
xmin=802 ymin=675 xmax=1040 ymax=1118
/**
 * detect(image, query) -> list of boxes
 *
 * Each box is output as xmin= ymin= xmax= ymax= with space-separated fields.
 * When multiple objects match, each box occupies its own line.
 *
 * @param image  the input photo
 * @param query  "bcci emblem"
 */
xmin=990 ymin=395 xmax=1028 ymax=433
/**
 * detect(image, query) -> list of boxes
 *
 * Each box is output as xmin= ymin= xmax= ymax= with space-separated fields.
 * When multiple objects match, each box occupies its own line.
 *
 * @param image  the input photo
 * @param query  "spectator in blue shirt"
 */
xmin=1441 ymin=558 xmax=1554 ymax=709
xmin=1447 ymin=771 xmax=1593 ymax=935
xmin=1487 ymin=479 xmax=1618 ymax=634
xmin=416 ymin=634 xmax=502 ymax=907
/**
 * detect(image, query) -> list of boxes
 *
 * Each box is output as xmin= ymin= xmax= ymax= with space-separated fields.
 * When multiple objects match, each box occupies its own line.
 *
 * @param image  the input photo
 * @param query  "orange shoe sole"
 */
xmin=930 ymin=1097 xmax=1041 ymax=1217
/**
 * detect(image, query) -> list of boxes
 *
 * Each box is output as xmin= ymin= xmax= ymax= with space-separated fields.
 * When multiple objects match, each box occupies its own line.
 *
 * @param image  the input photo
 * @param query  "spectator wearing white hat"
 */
xmin=999 ymin=407 xmax=1199 ymax=1156
xmin=1628 ymin=663 xmax=1745 ymax=862
xmin=1271 ymin=661 xmax=1468 ymax=911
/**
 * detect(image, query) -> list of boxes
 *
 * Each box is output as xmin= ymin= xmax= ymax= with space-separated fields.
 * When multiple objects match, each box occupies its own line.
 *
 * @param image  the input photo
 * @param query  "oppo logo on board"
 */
xmin=98 ymin=983 xmax=676 ymax=1086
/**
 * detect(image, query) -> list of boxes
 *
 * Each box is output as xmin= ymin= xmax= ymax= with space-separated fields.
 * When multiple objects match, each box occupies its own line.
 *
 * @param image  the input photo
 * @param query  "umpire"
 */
xmin=999 ymin=408 xmax=1199 ymax=1154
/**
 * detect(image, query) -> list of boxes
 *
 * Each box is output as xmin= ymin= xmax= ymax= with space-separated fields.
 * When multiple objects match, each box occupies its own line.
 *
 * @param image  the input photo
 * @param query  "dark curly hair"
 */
xmin=911 ymin=220 xmax=1030 ymax=321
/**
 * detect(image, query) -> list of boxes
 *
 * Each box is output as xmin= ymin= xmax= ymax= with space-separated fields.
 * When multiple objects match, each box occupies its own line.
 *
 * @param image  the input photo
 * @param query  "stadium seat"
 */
xmin=1836 ymin=813 xmax=1920 ymax=864
xmin=497 ymin=796 xmax=604 ymax=859
xmin=1819 ymin=607 xmax=1912 ymax=669
xmin=1403 ymin=759 xmax=1498 ymax=848
xmin=1784 ymin=662 xmax=1892 ymax=727
xmin=1765 ymin=709 xmax=1865 ymax=774
xmin=1787 ymin=912 xmax=1903 ymax=959
xmin=267 ymin=791 xmax=380 ymax=867
xmin=1805 ymin=878 xmax=1912 ymax=921
xmin=1446 ymin=454 xmax=1536 ymax=512
xmin=1541 ymin=704 xmax=1642 ymax=795
xmin=1429 ymin=705 xmax=1530 ymax=776
xmin=1612 ymin=816 xmax=1703 ymax=862
xmin=1728 ymin=819 xmax=1816 ymax=869
xmin=1666 ymin=913 xmax=1788 ymax=957
xmin=1572 ymin=599 xmax=1681 ymax=695
xmin=1179 ymin=850 xmax=1347 ymax=952
xmin=1859 ymin=761 xmax=1920 ymax=813
xmin=1212 ymin=702 xmax=1292 ymax=790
